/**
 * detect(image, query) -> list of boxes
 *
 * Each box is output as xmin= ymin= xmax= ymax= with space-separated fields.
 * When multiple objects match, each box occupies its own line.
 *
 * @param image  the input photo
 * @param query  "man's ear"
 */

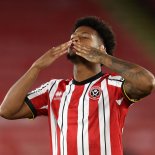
xmin=99 ymin=45 xmax=107 ymax=54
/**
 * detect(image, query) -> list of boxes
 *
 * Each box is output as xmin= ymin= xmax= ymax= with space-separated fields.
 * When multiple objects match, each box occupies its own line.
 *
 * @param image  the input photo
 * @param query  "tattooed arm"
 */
xmin=102 ymin=54 xmax=155 ymax=101
xmin=73 ymin=43 xmax=155 ymax=101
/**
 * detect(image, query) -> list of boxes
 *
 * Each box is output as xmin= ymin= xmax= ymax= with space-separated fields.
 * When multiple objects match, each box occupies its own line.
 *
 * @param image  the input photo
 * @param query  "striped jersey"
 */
xmin=25 ymin=72 xmax=132 ymax=155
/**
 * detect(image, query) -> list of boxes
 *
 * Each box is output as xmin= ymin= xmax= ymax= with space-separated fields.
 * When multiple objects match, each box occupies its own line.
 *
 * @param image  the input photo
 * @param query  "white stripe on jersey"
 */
xmin=108 ymin=75 xmax=123 ymax=81
xmin=28 ymin=82 xmax=49 ymax=99
xmin=57 ymin=81 xmax=74 ymax=155
xmin=108 ymin=80 xmax=122 ymax=87
xmin=98 ymin=80 xmax=106 ymax=155
xmin=77 ymin=77 xmax=102 ymax=155
xmin=100 ymin=79 xmax=111 ymax=155
xmin=108 ymin=75 xmax=123 ymax=87
xmin=49 ymin=80 xmax=62 ymax=155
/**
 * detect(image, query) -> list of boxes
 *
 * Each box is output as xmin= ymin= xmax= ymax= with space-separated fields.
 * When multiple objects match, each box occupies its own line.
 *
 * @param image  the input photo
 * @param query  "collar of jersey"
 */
xmin=72 ymin=71 xmax=104 ymax=85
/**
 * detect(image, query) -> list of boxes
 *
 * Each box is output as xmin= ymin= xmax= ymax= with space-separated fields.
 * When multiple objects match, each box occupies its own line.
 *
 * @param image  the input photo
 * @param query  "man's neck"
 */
xmin=73 ymin=63 xmax=102 ymax=82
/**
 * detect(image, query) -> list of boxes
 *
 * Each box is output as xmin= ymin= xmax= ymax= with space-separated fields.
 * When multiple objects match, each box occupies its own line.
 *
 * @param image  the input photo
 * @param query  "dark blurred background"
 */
xmin=0 ymin=0 xmax=155 ymax=155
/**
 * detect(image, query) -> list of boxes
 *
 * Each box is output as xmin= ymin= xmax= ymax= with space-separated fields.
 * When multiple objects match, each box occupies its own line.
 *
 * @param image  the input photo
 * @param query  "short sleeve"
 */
xmin=121 ymin=80 xmax=140 ymax=103
xmin=25 ymin=82 xmax=50 ymax=118
xmin=107 ymin=75 xmax=135 ymax=106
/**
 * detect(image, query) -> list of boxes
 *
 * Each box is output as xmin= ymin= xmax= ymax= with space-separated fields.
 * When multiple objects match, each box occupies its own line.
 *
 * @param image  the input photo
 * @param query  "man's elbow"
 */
xmin=145 ymin=76 xmax=155 ymax=94
xmin=0 ymin=106 xmax=13 ymax=120
xmin=151 ymin=77 xmax=155 ymax=92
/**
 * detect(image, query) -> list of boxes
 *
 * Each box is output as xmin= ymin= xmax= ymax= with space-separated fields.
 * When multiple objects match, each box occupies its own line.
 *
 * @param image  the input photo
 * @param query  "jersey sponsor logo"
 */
xmin=89 ymin=86 xmax=102 ymax=100
xmin=53 ymin=91 xmax=63 ymax=100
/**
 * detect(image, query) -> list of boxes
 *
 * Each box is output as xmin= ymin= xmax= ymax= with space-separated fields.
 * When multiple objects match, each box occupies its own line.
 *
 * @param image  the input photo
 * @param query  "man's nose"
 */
xmin=71 ymin=36 xmax=80 ymax=43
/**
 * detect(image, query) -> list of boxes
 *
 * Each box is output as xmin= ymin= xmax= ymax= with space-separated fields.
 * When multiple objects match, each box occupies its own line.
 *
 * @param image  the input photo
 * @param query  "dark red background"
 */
xmin=0 ymin=0 xmax=155 ymax=155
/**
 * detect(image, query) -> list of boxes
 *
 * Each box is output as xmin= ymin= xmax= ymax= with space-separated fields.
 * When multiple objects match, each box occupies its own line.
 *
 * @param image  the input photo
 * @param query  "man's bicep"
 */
xmin=8 ymin=103 xmax=34 ymax=120
xmin=123 ymin=80 xmax=149 ymax=102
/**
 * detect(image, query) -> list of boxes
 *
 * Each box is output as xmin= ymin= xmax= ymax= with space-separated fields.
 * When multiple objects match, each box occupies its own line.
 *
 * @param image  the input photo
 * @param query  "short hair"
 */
xmin=72 ymin=16 xmax=116 ymax=55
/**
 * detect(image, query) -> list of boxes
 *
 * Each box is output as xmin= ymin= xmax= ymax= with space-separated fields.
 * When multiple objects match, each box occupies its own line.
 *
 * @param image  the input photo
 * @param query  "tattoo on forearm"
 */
xmin=111 ymin=57 xmax=148 ymax=81
xmin=102 ymin=54 xmax=155 ymax=99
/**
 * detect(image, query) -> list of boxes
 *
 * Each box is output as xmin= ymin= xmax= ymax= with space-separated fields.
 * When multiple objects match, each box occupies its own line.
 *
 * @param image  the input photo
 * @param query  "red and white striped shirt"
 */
xmin=25 ymin=72 xmax=132 ymax=155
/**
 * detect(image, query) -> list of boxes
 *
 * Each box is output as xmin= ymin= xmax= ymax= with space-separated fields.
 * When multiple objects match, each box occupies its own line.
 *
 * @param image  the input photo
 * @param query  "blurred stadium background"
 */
xmin=0 ymin=0 xmax=155 ymax=155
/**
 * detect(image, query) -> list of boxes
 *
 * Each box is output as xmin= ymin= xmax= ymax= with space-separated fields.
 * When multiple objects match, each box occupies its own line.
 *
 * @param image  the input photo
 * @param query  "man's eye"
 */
xmin=81 ymin=35 xmax=90 ymax=39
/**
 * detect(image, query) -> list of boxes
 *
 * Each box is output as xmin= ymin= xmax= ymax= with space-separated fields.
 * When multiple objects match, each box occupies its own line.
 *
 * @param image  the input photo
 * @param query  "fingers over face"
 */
xmin=54 ymin=49 xmax=68 ymax=58
xmin=51 ymin=41 xmax=71 ymax=54
xmin=53 ymin=41 xmax=72 ymax=51
xmin=73 ymin=43 xmax=90 ymax=54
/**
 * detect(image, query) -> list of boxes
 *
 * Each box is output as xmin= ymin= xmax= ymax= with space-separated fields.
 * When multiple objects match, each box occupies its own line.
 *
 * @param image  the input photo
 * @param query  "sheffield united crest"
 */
xmin=89 ymin=86 xmax=102 ymax=100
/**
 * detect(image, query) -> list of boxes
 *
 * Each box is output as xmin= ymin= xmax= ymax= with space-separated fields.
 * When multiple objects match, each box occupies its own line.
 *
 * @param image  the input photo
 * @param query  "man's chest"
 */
xmin=50 ymin=84 xmax=108 ymax=122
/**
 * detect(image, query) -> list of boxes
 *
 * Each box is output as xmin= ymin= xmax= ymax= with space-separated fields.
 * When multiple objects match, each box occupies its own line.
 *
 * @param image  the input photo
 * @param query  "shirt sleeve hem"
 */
xmin=25 ymin=97 xmax=37 ymax=119
xmin=121 ymin=80 xmax=140 ymax=104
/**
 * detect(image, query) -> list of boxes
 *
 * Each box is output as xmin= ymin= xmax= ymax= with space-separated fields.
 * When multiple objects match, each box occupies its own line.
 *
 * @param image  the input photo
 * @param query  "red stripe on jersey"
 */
xmin=88 ymin=81 xmax=102 ymax=155
xmin=67 ymin=85 xmax=85 ymax=155
xmin=57 ymin=126 xmax=61 ymax=155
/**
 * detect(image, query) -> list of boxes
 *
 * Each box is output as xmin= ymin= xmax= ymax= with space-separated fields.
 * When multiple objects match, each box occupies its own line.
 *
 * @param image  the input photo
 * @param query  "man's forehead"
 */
xmin=74 ymin=26 xmax=97 ymax=35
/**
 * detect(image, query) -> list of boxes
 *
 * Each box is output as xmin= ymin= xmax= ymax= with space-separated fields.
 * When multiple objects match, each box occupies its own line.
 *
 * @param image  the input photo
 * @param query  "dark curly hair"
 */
xmin=72 ymin=16 xmax=116 ymax=55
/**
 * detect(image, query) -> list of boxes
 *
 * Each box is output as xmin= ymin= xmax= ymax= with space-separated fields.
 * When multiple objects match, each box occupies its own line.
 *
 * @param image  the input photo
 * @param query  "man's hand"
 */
xmin=72 ymin=42 xmax=106 ymax=64
xmin=32 ymin=41 xmax=72 ymax=71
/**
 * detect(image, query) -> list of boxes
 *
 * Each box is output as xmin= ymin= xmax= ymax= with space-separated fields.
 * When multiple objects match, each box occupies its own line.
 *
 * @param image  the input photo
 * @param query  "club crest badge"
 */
xmin=89 ymin=86 xmax=102 ymax=100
